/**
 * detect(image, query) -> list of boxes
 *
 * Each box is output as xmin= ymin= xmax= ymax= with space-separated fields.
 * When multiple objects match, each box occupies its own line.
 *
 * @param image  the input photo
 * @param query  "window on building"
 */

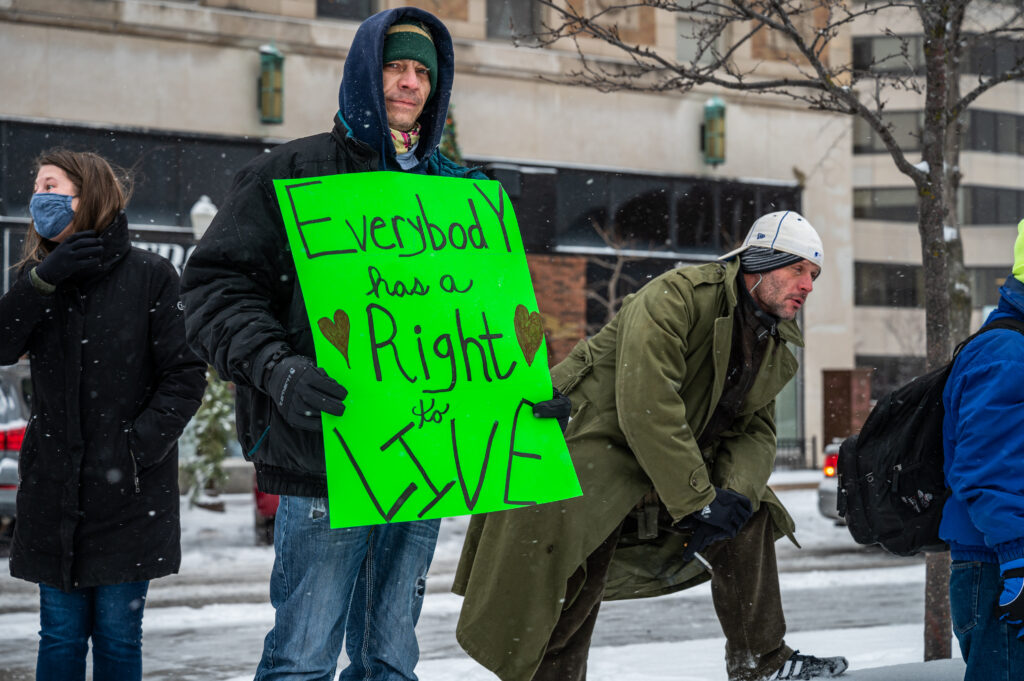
xmin=965 ymin=186 xmax=1024 ymax=226
xmin=970 ymin=268 xmax=1009 ymax=308
xmin=852 ymin=35 xmax=924 ymax=74
xmin=718 ymin=187 xmax=760 ymax=252
xmin=996 ymin=187 xmax=1020 ymax=225
xmin=853 ymin=111 xmax=923 ymax=153
xmin=857 ymin=34 xmax=1023 ymax=79
xmin=858 ymin=109 xmax=1024 ymax=157
xmin=487 ymin=0 xmax=541 ymax=41
xmin=855 ymin=262 xmax=924 ymax=308
xmin=611 ymin=179 xmax=672 ymax=250
xmin=995 ymin=112 xmax=1019 ymax=155
xmin=317 ymin=0 xmax=373 ymax=20
xmin=556 ymin=170 xmax=613 ymax=248
xmin=855 ymin=186 xmax=1024 ymax=225
xmin=676 ymin=16 xmax=721 ymax=64
xmin=675 ymin=182 xmax=716 ymax=249
xmin=969 ymin=110 xmax=997 ymax=151
xmin=856 ymin=355 xmax=927 ymax=401
xmin=854 ymin=262 xmax=1011 ymax=310
xmin=853 ymin=187 xmax=918 ymax=222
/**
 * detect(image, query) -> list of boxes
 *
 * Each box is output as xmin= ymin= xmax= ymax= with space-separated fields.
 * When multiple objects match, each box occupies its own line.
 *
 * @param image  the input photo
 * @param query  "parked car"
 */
xmin=0 ymin=360 xmax=32 ymax=545
xmin=817 ymin=440 xmax=845 ymax=524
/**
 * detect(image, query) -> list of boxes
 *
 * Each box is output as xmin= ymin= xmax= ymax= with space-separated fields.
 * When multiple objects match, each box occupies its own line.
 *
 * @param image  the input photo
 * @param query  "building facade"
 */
xmin=850 ymin=8 xmax=1023 ymax=399
xmin=0 ymin=0 xmax=858 ymax=466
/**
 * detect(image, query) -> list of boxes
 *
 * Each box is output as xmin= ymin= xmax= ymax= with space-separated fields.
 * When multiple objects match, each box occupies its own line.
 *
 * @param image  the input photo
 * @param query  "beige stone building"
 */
xmin=849 ymin=7 xmax=1022 ymax=399
xmin=0 ymin=0 xmax=861 ymax=466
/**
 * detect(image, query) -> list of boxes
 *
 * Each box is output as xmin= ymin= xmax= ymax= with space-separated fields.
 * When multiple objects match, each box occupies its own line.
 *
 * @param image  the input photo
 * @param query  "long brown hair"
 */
xmin=17 ymin=149 xmax=132 ymax=270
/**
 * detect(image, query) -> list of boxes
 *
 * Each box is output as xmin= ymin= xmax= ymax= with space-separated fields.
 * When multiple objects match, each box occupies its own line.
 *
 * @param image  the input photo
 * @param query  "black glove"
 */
xmin=679 ymin=487 xmax=753 ymax=562
xmin=532 ymin=388 xmax=571 ymax=432
xmin=265 ymin=355 xmax=347 ymax=431
xmin=35 ymin=230 xmax=103 ymax=286
xmin=998 ymin=558 xmax=1024 ymax=638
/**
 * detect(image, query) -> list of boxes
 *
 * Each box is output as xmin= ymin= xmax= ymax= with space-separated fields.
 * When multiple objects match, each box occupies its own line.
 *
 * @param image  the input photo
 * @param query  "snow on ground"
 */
xmin=0 ymin=469 xmax=968 ymax=680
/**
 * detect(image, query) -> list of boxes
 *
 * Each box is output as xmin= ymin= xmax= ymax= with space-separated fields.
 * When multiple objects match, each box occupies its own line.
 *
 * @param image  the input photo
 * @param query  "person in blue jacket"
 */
xmin=941 ymin=218 xmax=1024 ymax=681
xmin=181 ymin=7 xmax=567 ymax=680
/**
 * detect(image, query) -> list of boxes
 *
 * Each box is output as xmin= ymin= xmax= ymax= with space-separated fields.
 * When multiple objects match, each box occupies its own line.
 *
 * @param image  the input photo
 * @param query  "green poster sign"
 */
xmin=273 ymin=172 xmax=581 ymax=528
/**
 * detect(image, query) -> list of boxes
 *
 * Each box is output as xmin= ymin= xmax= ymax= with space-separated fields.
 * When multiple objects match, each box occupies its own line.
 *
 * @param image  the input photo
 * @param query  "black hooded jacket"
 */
xmin=0 ymin=214 xmax=206 ymax=590
xmin=180 ymin=7 xmax=485 ymax=498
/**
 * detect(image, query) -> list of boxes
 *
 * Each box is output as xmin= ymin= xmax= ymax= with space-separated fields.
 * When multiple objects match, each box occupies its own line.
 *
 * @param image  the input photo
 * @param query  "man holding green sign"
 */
xmin=180 ymin=8 xmax=572 ymax=681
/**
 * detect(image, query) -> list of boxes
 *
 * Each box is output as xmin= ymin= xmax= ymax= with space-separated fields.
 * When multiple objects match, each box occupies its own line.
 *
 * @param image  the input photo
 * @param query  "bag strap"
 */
xmin=953 ymin=316 xmax=1024 ymax=361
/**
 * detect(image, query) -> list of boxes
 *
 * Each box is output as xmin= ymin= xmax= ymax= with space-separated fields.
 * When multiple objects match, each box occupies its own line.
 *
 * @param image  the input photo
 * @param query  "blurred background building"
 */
xmin=0 ymin=0 xmax=1016 ymax=467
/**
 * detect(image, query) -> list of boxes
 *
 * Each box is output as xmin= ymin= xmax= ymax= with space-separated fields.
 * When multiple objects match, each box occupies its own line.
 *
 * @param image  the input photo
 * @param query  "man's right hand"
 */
xmin=265 ymin=355 xmax=347 ymax=431
xmin=679 ymin=487 xmax=753 ymax=562
xmin=35 ymin=230 xmax=103 ymax=286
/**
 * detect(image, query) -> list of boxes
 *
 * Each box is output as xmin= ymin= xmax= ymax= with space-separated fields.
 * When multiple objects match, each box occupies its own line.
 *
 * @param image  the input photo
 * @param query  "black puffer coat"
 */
xmin=0 ymin=214 xmax=206 ymax=591
xmin=180 ymin=7 xmax=483 ymax=499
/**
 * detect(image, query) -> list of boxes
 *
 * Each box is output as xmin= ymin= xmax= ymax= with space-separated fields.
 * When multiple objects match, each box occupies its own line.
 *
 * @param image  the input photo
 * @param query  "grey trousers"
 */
xmin=533 ymin=506 xmax=793 ymax=681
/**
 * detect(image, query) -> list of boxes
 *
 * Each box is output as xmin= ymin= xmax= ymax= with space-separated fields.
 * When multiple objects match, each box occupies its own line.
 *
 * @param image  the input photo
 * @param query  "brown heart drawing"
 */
xmin=317 ymin=309 xmax=351 ymax=368
xmin=514 ymin=304 xmax=544 ymax=367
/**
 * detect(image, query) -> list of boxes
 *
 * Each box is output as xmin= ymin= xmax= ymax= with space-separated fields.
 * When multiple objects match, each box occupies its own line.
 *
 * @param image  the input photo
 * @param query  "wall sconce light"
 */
xmin=258 ymin=43 xmax=285 ymax=124
xmin=702 ymin=96 xmax=726 ymax=166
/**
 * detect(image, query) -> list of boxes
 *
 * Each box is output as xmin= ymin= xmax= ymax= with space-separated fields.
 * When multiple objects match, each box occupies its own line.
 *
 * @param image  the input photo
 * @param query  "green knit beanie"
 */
xmin=382 ymin=20 xmax=437 ymax=100
xmin=1014 ymin=218 xmax=1024 ymax=284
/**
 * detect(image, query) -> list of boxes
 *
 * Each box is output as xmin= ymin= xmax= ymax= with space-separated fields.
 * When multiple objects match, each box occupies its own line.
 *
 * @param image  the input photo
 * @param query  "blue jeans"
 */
xmin=36 ymin=580 xmax=149 ymax=681
xmin=950 ymin=560 xmax=1024 ymax=681
xmin=255 ymin=495 xmax=441 ymax=681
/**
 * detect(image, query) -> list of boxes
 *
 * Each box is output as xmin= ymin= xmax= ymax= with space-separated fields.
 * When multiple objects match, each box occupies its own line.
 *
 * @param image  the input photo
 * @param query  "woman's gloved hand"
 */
xmin=34 ymin=230 xmax=103 ymax=286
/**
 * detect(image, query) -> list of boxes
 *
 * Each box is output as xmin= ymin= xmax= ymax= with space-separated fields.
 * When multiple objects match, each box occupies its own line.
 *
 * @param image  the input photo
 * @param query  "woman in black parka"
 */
xmin=0 ymin=149 xmax=206 ymax=681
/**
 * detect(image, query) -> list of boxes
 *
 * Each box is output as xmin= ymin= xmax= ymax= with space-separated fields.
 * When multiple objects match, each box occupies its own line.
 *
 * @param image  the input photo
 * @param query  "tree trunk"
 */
xmin=917 ymin=2 xmax=972 ymax=660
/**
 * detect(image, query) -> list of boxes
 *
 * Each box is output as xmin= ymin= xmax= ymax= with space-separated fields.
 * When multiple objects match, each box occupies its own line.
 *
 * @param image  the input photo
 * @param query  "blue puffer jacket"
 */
xmin=940 ymin=275 xmax=1024 ymax=564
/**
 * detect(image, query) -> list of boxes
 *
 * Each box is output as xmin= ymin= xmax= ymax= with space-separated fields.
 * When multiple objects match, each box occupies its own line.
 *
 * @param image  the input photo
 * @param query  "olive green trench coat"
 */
xmin=453 ymin=259 xmax=803 ymax=681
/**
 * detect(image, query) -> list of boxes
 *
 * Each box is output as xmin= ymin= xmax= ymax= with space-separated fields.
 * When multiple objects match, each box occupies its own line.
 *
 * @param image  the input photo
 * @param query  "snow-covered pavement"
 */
xmin=0 ymin=471 xmax=966 ymax=680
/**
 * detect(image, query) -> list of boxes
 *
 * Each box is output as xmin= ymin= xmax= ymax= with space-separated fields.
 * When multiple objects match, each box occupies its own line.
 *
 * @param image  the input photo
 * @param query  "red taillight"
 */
xmin=823 ymin=452 xmax=839 ymax=478
xmin=1 ymin=426 xmax=25 ymax=452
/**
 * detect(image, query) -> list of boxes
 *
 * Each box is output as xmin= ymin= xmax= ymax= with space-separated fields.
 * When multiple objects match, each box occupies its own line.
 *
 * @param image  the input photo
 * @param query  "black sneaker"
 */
xmin=767 ymin=650 xmax=849 ymax=679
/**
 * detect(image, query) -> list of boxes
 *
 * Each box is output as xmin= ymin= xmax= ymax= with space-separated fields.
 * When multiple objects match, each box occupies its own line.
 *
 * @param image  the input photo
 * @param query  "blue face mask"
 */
xmin=29 ymin=192 xmax=76 ymax=239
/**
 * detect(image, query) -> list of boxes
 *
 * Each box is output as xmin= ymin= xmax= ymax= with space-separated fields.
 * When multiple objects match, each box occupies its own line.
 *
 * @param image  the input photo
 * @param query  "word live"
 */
xmin=333 ymin=401 xmax=546 ymax=522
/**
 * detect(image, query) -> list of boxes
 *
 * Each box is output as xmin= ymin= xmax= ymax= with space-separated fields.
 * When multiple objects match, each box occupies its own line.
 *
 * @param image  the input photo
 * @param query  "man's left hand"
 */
xmin=998 ymin=558 xmax=1024 ymax=638
xmin=533 ymin=388 xmax=571 ymax=432
xmin=680 ymin=487 xmax=753 ymax=562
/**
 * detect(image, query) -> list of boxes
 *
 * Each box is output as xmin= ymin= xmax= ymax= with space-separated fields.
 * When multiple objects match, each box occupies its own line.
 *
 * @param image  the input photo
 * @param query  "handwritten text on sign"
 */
xmin=274 ymin=172 xmax=581 ymax=528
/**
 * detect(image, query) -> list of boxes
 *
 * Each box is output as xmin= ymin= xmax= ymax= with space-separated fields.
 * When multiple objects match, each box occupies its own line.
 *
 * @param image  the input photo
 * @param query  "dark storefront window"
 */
xmin=496 ymin=162 xmax=800 ymax=257
xmin=0 ymin=119 xmax=275 ymax=228
xmin=675 ymin=182 xmax=716 ymax=248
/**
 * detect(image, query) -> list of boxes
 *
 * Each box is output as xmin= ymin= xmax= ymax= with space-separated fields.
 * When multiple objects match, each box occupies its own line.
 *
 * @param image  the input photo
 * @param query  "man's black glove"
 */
xmin=532 ymin=388 xmax=571 ymax=432
xmin=35 ymin=230 xmax=103 ymax=286
xmin=998 ymin=558 xmax=1024 ymax=638
xmin=679 ymin=487 xmax=753 ymax=562
xmin=265 ymin=355 xmax=347 ymax=431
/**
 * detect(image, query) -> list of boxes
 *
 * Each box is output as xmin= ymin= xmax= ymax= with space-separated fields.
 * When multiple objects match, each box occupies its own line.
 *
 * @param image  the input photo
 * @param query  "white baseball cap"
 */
xmin=719 ymin=211 xmax=824 ymax=270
